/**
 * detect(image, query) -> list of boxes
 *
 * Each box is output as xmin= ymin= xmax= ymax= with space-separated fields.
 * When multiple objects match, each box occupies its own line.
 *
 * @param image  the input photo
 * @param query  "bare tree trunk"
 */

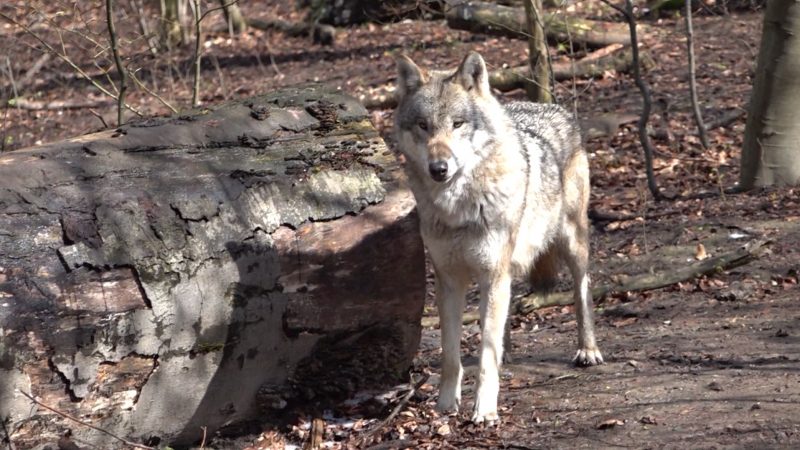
xmin=106 ymin=0 xmax=128 ymax=126
xmin=219 ymin=0 xmax=247 ymax=35
xmin=191 ymin=0 xmax=202 ymax=107
xmin=523 ymin=0 xmax=552 ymax=102
xmin=159 ymin=0 xmax=188 ymax=49
xmin=740 ymin=0 xmax=800 ymax=189
xmin=685 ymin=0 xmax=709 ymax=149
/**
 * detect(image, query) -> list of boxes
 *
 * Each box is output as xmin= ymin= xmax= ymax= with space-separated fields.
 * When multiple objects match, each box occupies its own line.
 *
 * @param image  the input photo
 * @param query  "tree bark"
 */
xmin=159 ymin=0 xmax=189 ymax=49
xmin=523 ymin=0 xmax=552 ymax=102
xmin=445 ymin=0 xmax=638 ymax=48
xmin=219 ymin=0 xmax=247 ymax=34
xmin=0 ymin=87 xmax=425 ymax=448
xmin=740 ymin=0 xmax=800 ymax=189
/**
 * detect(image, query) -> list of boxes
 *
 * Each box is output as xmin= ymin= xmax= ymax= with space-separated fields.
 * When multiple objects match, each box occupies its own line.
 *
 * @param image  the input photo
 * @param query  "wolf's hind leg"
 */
xmin=529 ymin=246 xmax=560 ymax=293
xmin=562 ymin=218 xmax=604 ymax=366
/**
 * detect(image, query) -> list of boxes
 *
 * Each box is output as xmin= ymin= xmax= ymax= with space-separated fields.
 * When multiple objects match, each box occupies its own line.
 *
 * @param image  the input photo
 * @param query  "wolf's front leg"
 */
xmin=473 ymin=270 xmax=512 ymax=424
xmin=435 ymin=271 xmax=467 ymax=413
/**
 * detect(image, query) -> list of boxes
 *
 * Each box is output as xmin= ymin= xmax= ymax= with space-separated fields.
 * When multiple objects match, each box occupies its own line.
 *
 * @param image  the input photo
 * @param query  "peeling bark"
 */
xmin=0 ymin=86 xmax=424 ymax=448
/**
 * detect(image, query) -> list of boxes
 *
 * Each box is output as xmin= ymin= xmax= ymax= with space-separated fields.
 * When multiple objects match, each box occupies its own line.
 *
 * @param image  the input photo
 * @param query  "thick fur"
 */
xmin=394 ymin=52 xmax=603 ymax=424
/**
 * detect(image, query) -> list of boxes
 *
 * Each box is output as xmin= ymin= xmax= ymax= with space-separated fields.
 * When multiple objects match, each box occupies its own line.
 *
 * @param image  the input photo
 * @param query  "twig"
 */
xmin=358 ymin=373 xmax=430 ymax=444
xmin=2 ymin=415 xmax=14 ymax=450
xmin=210 ymin=55 xmax=228 ymax=100
xmin=599 ymin=0 xmax=661 ymax=200
xmin=88 ymin=109 xmax=110 ymax=129
xmin=0 ymin=12 xmax=144 ymax=117
xmin=128 ymin=69 xmax=178 ymax=113
xmin=3 ymin=57 xmax=20 ymax=111
xmin=18 ymin=391 xmax=154 ymax=449
xmin=685 ymin=0 xmax=709 ymax=148
xmin=199 ymin=426 xmax=207 ymax=449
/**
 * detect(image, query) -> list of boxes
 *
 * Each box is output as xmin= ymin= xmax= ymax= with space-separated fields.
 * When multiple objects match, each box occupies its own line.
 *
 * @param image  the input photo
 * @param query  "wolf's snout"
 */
xmin=429 ymin=161 xmax=449 ymax=182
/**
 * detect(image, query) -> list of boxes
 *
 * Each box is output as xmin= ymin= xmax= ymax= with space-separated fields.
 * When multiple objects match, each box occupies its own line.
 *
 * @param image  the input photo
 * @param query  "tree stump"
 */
xmin=0 ymin=86 xmax=425 ymax=447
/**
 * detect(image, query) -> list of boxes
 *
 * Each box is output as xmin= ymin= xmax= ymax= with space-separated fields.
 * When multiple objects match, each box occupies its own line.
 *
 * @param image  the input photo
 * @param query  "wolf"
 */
xmin=393 ymin=52 xmax=604 ymax=424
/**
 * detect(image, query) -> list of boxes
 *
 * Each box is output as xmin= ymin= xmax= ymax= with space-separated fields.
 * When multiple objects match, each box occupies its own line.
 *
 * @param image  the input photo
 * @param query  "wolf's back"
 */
xmin=504 ymin=102 xmax=583 ymax=176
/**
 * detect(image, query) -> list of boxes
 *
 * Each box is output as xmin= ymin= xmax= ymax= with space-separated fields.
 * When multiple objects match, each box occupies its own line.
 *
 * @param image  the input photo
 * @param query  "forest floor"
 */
xmin=2 ymin=1 xmax=799 ymax=449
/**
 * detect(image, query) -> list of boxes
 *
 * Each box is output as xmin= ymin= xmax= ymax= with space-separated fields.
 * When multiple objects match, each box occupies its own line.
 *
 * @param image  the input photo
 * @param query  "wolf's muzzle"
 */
xmin=428 ymin=160 xmax=449 ymax=182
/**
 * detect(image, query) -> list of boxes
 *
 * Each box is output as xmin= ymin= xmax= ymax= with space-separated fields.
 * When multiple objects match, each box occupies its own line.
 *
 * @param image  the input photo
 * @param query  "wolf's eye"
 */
xmin=453 ymin=120 xmax=464 ymax=129
xmin=417 ymin=120 xmax=428 ymax=131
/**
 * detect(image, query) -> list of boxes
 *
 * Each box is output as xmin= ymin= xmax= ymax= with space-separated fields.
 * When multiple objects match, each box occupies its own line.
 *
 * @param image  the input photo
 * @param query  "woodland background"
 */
xmin=1 ymin=0 xmax=799 ymax=449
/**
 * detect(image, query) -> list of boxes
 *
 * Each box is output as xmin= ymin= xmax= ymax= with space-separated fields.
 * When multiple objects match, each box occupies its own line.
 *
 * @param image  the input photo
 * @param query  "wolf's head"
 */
xmin=394 ymin=52 xmax=508 ymax=184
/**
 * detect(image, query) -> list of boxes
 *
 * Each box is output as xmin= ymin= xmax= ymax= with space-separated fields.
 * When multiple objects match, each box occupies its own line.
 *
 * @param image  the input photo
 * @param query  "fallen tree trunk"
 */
xmin=247 ymin=18 xmax=336 ymax=45
xmin=420 ymin=239 xmax=768 ymax=327
xmin=445 ymin=0 xmax=641 ymax=48
xmin=358 ymin=44 xmax=652 ymax=109
xmin=0 ymin=86 xmax=425 ymax=448
xmin=488 ymin=44 xmax=654 ymax=92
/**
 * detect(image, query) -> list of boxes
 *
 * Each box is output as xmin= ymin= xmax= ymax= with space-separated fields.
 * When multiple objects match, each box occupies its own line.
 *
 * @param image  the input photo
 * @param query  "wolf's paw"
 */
xmin=471 ymin=410 xmax=499 ymax=426
xmin=573 ymin=347 xmax=604 ymax=366
xmin=435 ymin=396 xmax=460 ymax=415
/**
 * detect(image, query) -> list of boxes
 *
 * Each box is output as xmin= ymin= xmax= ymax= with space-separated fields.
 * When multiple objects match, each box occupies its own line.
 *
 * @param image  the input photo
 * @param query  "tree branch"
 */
xmin=600 ymin=0 xmax=661 ymax=200
xmin=0 ymin=11 xmax=144 ymax=117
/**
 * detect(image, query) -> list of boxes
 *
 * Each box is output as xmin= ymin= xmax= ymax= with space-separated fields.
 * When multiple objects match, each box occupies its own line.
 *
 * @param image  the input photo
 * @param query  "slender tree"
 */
xmin=685 ymin=0 xmax=709 ymax=149
xmin=740 ymin=0 xmax=800 ymax=188
xmin=219 ymin=0 xmax=247 ymax=35
xmin=160 ymin=0 xmax=188 ymax=50
xmin=523 ymin=0 xmax=552 ymax=103
xmin=106 ymin=0 xmax=127 ymax=126
xmin=601 ymin=0 xmax=661 ymax=199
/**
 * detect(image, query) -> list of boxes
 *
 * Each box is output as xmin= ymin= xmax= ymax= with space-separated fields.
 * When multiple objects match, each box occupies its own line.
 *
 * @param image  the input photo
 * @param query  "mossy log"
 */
xmin=0 ymin=86 xmax=424 ymax=448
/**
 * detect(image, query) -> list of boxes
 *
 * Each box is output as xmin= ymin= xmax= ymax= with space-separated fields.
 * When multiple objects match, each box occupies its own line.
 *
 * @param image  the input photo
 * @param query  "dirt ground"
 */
xmin=1 ymin=1 xmax=799 ymax=449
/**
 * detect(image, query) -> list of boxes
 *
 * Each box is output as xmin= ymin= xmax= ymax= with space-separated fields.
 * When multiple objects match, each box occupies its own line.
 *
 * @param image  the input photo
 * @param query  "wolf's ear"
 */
xmin=395 ymin=54 xmax=426 ymax=100
xmin=454 ymin=52 xmax=490 ymax=96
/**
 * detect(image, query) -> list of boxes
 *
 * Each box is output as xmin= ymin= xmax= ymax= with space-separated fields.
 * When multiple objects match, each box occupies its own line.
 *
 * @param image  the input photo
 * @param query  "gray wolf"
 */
xmin=393 ymin=52 xmax=603 ymax=424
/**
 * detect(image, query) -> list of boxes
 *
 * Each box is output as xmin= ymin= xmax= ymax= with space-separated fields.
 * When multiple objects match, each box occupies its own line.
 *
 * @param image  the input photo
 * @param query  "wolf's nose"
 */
xmin=428 ymin=161 xmax=449 ymax=182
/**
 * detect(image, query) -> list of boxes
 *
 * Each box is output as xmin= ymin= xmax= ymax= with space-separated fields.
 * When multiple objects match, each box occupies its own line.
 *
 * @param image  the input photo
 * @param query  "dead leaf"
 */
xmin=611 ymin=316 xmax=638 ymax=328
xmin=695 ymin=243 xmax=708 ymax=260
xmin=596 ymin=418 xmax=625 ymax=429
xmin=640 ymin=416 xmax=658 ymax=425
